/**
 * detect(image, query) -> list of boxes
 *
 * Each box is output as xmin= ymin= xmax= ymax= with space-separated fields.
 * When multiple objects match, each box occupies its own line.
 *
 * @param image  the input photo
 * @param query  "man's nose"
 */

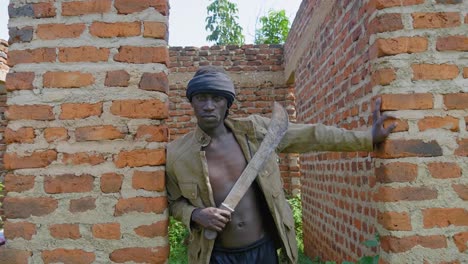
xmin=203 ymin=99 xmax=215 ymax=110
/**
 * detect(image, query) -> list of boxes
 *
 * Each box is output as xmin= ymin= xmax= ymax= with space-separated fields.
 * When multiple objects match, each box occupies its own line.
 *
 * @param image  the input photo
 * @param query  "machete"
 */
xmin=204 ymin=102 xmax=289 ymax=240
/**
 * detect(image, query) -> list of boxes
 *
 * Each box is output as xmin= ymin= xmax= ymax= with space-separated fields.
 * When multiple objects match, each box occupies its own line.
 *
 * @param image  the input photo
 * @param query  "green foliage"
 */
xmin=287 ymin=193 xmax=304 ymax=252
xmin=205 ymin=0 xmax=245 ymax=46
xmin=255 ymin=9 xmax=290 ymax=44
xmin=168 ymin=217 xmax=188 ymax=264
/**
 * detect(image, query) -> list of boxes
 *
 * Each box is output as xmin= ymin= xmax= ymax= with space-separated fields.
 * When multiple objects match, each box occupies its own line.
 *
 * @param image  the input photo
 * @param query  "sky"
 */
xmin=0 ymin=0 xmax=302 ymax=46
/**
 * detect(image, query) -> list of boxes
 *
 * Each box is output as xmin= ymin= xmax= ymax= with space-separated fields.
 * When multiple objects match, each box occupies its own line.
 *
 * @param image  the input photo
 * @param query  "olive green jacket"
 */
xmin=166 ymin=115 xmax=373 ymax=264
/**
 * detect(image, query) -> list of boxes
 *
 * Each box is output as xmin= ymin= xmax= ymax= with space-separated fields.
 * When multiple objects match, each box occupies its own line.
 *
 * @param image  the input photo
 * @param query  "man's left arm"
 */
xmin=276 ymin=97 xmax=396 ymax=153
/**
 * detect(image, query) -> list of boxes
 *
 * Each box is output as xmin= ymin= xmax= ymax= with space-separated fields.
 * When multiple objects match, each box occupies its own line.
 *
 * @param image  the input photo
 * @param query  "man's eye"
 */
xmin=213 ymin=96 xmax=223 ymax=102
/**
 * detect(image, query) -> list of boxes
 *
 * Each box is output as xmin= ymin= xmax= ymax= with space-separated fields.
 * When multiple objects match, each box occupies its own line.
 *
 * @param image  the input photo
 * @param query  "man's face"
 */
xmin=191 ymin=93 xmax=228 ymax=131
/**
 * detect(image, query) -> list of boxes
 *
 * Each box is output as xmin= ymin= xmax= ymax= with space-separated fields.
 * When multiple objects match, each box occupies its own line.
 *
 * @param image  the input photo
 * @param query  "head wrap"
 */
xmin=186 ymin=72 xmax=236 ymax=107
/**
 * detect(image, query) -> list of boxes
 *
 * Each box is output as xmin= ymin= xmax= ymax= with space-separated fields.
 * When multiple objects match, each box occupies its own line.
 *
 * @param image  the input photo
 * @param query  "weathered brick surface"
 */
xmin=109 ymin=246 xmax=169 ymax=263
xmin=134 ymin=220 xmax=168 ymax=237
xmin=4 ymin=0 xmax=169 ymax=261
xmin=132 ymin=170 xmax=165 ymax=191
xmin=378 ymin=211 xmax=412 ymax=231
xmin=423 ymin=208 xmax=468 ymax=228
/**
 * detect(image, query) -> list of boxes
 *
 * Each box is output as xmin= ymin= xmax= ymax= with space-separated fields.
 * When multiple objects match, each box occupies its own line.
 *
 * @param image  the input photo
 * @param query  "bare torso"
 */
xmin=205 ymin=130 xmax=271 ymax=248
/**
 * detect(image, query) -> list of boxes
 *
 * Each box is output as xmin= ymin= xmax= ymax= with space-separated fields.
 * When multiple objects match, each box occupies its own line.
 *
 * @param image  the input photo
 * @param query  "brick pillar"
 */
xmin=0 ymin=39 xmax=8 ymax=226
xmin=371 ymin=0 xmax=467 ymax=263
xmin=2 ymin=1 xmax=170 ymax=263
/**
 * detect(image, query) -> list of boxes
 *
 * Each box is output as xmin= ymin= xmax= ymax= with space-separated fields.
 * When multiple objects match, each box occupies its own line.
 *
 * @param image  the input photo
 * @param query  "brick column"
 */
xmin=1 ymin=1 xmax=170 ymax=263
xmin=371 ymin=0 xmax=467 ymax=263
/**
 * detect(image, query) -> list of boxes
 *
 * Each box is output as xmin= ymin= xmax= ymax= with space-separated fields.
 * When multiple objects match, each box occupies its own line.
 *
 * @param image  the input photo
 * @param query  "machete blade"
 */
xmin=204 ymin=102 xmax=289 ymax=240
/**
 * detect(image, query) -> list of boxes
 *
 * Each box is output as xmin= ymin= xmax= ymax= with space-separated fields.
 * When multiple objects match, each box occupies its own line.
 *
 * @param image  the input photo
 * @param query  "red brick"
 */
xmin=428 ymin=162 xmax=461 ymax=179
xmin=412 ymin=64 xmax=459 ymax=80
xmin=132 ymin=170 xmax=165 ymax=191
xmin=44 ymin=174 xmax=94 ymax=194
xmin=110 ymin=99 xmax=168 ymax=119
xmin=90 ymin=21 xmax=141 ymax=37
xmin=42 ymin=249 xmax=95 ymax=264
xmin=418 ymin=116 xmax=459 ymax=132
xmin=455 ymin=138 xmax=468 ymax=156
xmin=380 ymin=235 xmax=447 ymax=253
xmin=374 ymin=186 xmax=438 ymax=202
xmin=100 ymin=173 xmax=124 ymax=193
xmin=444 ymin=93 xmax=468 ymax=110
xmin=373 ymin=13 xmax=403 ymax=33
xmin=114 ymin=197 xmax=167 ymax=216
xmin=36 ymin=24 xmax=86 ymax=40
xmin=134 ymin=220 xmax=168 ymax=237
xmin=114 ymin=148 xmax=165 ymax=168
xmin=92 ymin=223 xmax=121 ymax=239
xmin=4 ymin=174 xmax=35 ymax=192
xmin=375 ymin=0 xmax=424 ymax=9
xmin=60 ymin=102 xmax=102 ymax=119
xmin=437 ymin=36 xmax=468 ymax=51
xmin=44 ymin=127 xmax=69 ymax=143
xmin=375 ymin=139 xmax=442 ymax=158
xmin=5 ymin=72 xmax=35 ymax=91
xmin=62 ymin=0 xmax=112 ymax=16
xmin=6 ymin=104 xmax=54 ymax=121
xmin=9 ymin=26 xmax=33 ymax=44
xmin=109 ymin=246 xmax=169 ymax=263
xmin=376 ymin=162 xmax=417 ymax=183
xmin=378 ymin=211 xmax=412 ymax=231
xmin=135 ymin=125 xmax=168 ymax=142
xmin=454 ymin=232 xmax=468 ymax=252
xmin=43 ymin=71 xmax=94 ymax=88
xmin=7 ymin=48 xmax=56 ymax=66
xmin=452 ymin=184 xmax=468 ymax=200
xmin=380 ymin=93 xmax=433 ymax=110
xmin=139 ymin=72 xmax=169 ymax=92
xmin=413 ymin=12 xmax=461 ymax=29
xmin=75 ymin=125 xmax=124 ymax=141
xmin=371 ymin=68 xmax=396 ymax=86
xmin=105 ymin=70 xmax=130 ymax=87
xmin=464 ymin=67 xmax=468 ymax=78
xmin=114 ymin=0 xmax=168 ymax=15
xmin=33 ymin=2 xmax=56 ymax=18
xmin=4 ymin=127 xmax=35 ymax=144
xmin=69 ymin=196 xmax=96 ymax=213
xmin=0 ymin=248 xmax=31 ymax=264
xmin=376 ymin=37 xmax=428 ymax=57
xmin=4 ymin=150 xmax=57 ymax=169
xmin=114 ymin=46 xmax=169 ymax=65
xmin=423 ymin=208 xmax=468 ymax=228
xmin=384 ymin=119 xmax=409 ymax=132
xmin=49 ymin=224 xmax=81 ymax=239
xmin=62 ymin=152 xmax=105 ymax=165
xmin=58 ymin=46 xmax=110 ymax=62
xmin=4 ymin=221 xmax=37 ymax=240
xmin=143 ymin=21 xmax=167 ymax=39
xmin=4 ymin=197 xmax=58 ymax=218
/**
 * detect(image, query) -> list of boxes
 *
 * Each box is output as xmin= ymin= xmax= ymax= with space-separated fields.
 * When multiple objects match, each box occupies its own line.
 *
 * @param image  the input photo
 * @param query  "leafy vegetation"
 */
xmin=168 ymin=217 xmax=188 ymax=264
xmin=255 ymin=9 xmax=291 ymax=44
xmin=205 ymin=0 xmax=245 ymax=46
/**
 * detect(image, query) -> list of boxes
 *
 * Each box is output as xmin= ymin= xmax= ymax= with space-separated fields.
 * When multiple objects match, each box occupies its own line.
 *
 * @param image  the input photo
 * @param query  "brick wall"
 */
xmin=169 ymin=45 xmax=301 ymax=194
xmin=285 ymin=0 xmax=467 ymax=263
xmin=1 ymin=1 xmax=170 ymax=263
xmin=0 ymin=39 xmax=8 ymax=226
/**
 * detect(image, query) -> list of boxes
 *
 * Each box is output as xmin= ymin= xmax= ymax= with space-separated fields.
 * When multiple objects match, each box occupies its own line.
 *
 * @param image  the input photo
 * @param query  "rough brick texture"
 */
xmin=3 ymin=0 xmax=169 ymax=262
xmin=284 ymin=0 xmax=467 ymax=263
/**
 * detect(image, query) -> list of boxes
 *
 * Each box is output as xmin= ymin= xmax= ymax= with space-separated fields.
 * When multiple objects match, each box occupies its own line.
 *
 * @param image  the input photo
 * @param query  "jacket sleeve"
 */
xmin=250 ymin=115 xmax=373 ymax=154
xmin=166 ymin=148 xmax=198 ymax=230
xmin=279 ymin=122 xmax=373 ymax=153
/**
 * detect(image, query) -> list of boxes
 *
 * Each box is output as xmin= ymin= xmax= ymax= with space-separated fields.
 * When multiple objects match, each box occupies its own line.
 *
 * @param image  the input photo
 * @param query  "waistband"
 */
xmin=213 ymin=235 xmax=271 ymax=254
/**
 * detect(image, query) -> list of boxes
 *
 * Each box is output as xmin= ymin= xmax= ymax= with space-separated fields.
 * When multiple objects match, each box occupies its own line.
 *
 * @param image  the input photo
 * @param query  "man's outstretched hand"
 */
xmin=372 ymin=97 xmax=396 ymax=145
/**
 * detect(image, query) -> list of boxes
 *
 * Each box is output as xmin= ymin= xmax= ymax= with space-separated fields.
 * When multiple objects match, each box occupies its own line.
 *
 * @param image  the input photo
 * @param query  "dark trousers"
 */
xmin=210 ymin=236 xmax=279 ymax=264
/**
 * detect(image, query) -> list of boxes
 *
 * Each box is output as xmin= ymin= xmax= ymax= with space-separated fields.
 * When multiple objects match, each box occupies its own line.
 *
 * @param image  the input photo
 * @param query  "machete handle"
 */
xmin=204 ymin=229 xmax=218 ymax=240
xmin=204 ymin=203 xmax=235 ymax=240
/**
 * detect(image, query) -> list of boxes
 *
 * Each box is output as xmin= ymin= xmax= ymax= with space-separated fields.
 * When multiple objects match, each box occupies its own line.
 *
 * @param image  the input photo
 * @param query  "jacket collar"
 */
xmin=194 ymin=117 xmax=255 ymax=147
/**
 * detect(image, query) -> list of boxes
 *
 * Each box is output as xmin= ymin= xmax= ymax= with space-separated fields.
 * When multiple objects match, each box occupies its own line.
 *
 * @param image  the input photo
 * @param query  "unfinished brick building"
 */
xmin=0 ymin=0 xmax=467 ymax=263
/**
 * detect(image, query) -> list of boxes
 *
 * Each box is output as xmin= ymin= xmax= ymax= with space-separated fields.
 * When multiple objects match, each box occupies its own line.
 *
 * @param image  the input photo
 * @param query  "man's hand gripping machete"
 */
xmin=204 ymin=102 xmax=289 ymax=240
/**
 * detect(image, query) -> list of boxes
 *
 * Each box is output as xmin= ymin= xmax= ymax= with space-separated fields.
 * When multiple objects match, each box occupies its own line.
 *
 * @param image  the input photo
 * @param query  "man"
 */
xmin=166 ymin=67 xmax=395 ymax=264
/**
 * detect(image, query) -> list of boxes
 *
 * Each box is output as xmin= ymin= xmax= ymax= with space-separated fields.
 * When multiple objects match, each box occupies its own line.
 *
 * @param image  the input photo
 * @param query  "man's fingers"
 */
xmin=373 ymin=98 xmax=382 ymax=124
